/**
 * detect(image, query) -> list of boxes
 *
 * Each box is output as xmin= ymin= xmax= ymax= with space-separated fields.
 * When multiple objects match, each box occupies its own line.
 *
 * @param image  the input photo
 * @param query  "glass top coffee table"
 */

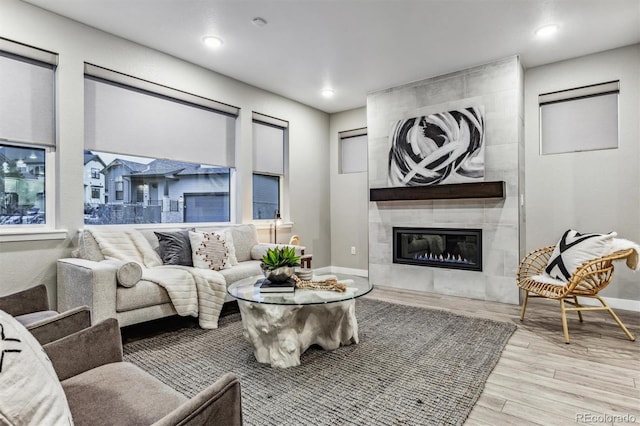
xmin=227 ymin=274 xmax=372 ymax=368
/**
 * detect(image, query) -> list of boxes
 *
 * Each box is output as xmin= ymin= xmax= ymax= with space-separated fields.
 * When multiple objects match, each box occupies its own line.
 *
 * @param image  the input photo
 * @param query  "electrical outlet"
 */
xmin=351 ymin=246 xmax=356 ymax=255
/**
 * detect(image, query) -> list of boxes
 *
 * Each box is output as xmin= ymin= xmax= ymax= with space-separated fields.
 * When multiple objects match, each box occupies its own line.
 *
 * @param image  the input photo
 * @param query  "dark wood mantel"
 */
xmin=369 ymin=181 xmax=505 ymax=202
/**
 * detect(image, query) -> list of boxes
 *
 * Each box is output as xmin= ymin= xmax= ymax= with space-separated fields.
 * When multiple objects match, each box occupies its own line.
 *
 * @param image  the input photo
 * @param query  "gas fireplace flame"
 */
xmin=413 ymin=251 xmax=474 ymax=265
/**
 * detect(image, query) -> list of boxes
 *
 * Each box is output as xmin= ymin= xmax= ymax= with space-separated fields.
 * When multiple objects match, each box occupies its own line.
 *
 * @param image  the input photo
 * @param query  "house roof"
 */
xmin=122 ymin=159 xmax=228 ymax=178
xmin=84 ymin=150 xmax=106 ymax=167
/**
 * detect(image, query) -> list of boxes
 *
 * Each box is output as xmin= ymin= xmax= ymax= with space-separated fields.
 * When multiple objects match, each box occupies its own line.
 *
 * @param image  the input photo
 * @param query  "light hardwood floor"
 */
xmin=365 ymin=285 xmax=640 ymax=426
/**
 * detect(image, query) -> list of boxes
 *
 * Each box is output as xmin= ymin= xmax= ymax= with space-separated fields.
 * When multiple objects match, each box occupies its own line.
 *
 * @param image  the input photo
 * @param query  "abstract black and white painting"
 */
xmin=388 ymin=106 xmax=485 ymax=186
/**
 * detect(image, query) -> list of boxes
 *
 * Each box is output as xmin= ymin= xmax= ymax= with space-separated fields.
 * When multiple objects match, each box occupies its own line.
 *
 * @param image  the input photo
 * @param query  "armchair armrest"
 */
xmin=0 ymin=284 xmax=50 ymax=316
xmin=152 ymin=373 xmax=242 ymax=426
xmin=27 ymin=306 xmax=92 ymax=345
xmin=516 ymin=245 xmax=554 ymax=282
xmin=44 ymin=318 xmax=123 ymax=381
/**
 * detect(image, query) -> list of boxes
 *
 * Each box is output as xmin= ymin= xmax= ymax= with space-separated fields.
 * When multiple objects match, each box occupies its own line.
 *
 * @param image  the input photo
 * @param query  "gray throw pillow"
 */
xmin=155 ymin=230 xmax=193 ymax=266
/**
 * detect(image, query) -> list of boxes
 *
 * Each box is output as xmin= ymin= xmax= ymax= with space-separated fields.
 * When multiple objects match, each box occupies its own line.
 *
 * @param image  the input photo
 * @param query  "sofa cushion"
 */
xmin=189 ymin=231 xmax=231 ymax=271
xmin=155 ymin=230 xmax=194 ymax=266
xmin=102 ymin=259 xmax=143 ymax=287
xmin=218 ymin=260 xmax=263 ymax=285
xmin=116 ymin=280 xmax=171 ymax=312
xmin=229 ymin=224 xmax=259 ymax=262
xmin=78 ymin=229 xmax=105 ymax=261
xmin=86 ymin=228 xmax=163 ymax=267
xmin=61 ymin=362 xmax=187 ymax=426
xmin=0 ymin=310 xmax=74 ymax=425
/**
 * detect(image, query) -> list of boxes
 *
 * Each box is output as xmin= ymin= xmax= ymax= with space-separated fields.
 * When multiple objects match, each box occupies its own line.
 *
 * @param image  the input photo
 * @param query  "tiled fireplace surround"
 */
xmin=367 ymin=57 xmax=524 ymax=304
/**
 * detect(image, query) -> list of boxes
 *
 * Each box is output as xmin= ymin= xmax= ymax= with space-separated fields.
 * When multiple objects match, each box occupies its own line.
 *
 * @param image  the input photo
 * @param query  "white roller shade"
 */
xmin=253 ymin=121 xmax=285 ymax=175
xmin=340 ymin=133 xmax=368 ymax=174
xmin=84 ymin=76 xmax=236 ymax=167
xmin=540 ymin=93 xmax=618 ymax=155
xmin=0 ymin=51 xmax=55 ymax=146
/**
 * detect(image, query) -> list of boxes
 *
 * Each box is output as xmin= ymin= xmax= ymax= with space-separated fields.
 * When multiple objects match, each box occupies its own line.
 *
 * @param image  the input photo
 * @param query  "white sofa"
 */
xmin=57 ymin=224 xmax=301 ymax=328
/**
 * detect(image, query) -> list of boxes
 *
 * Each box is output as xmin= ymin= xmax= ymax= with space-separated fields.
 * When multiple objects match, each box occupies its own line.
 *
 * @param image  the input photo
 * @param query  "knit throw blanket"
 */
xmin=87 ymin=229 xmax=226 ymax=329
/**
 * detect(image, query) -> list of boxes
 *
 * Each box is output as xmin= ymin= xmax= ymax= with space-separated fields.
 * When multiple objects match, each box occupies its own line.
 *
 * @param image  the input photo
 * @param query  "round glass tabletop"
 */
xmin=227 ymin=274 xmax=372 ymax=305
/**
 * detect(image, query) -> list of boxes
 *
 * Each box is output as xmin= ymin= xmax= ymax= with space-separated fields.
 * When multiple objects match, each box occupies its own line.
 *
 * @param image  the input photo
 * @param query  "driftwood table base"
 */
xmin=237 ymin=300 xmax=358 ymax=368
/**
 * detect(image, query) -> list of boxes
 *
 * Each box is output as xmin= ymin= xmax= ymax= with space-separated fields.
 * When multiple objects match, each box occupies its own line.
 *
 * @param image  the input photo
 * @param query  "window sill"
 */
xmin=0 ymin=228 xmax=68 ymax=243
xmin=252 ymin=221 xmax=293 ymax=231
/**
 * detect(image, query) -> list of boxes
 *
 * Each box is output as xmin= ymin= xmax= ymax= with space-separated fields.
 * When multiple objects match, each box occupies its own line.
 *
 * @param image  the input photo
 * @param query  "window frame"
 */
xmin=83 ymin=64 xmax=239 ymax=227
xmin=251 ymin=112 xmax=288 ymax=222
xmin=0 ymin=39 xmax=58 ymax=234
xmin=339 ymin=127 xmax=368 ymax=174
xmin=0 ymin=142 xmax=53 ymax=228
xmin=538 ymin=80 xmax=620 ymax=155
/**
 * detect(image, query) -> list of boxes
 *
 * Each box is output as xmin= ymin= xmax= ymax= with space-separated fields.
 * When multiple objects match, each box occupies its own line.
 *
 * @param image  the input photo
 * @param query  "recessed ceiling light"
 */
xmin=321 ymin=88 xmax=335 ymax=98
xmin=252 ymin=17 xmax=267 ymax=27
xmin=202 ymin=35 xmax=224 ymax=49
xmin=535 ymin=24 xmax=558 ymax=38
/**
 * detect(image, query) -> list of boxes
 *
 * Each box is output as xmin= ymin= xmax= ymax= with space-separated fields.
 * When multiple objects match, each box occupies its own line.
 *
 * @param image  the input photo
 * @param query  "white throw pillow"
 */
xmin=193 ymin=228 xmax=238 ymax=266
xmin=217 ymin=229 xmax=238 ymax=266
xmin=544 ymin=229 xmax=616 ymax=281
xmin=189 ymin=231 xmax=231 ymax=271
xmin=0 ymin=310 xmax=74 ymax=425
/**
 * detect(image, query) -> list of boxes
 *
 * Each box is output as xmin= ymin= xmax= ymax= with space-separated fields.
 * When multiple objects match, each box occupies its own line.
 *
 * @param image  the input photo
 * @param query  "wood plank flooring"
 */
xmin=365 ymin=285 xmax=640 ymax=426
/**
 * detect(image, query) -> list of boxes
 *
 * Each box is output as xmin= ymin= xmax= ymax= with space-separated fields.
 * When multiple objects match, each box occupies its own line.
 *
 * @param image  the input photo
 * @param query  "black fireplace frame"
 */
xmin=393 ymin=227 xmax=483 ymax=272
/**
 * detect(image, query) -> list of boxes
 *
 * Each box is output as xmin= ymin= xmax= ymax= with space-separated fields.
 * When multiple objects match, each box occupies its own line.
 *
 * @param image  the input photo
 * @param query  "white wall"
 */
xmin=329 ymin=107 xmax=368 ymax=274
xmin=0 ymin=0 xmax=330 ymax=306
xmin=525 ymin=44 xmax=640 ymax=302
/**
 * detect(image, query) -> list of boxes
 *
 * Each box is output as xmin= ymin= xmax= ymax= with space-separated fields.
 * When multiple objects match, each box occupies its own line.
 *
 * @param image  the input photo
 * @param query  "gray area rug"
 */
xmin=123 ymin=299 xmax=516 ymax=426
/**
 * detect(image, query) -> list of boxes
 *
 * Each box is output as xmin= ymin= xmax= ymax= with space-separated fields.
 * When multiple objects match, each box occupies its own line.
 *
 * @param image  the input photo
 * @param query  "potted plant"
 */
xmin=261 ymin=246 xmax=301 ymax=282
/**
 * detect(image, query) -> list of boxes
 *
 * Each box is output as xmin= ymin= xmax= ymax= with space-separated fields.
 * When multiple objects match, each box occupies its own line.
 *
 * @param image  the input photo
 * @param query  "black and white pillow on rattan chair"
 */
xmin=517 ymin=229 xmax=639 ymax=344
xmin=544 ymin=230 xmax=616 ymax=281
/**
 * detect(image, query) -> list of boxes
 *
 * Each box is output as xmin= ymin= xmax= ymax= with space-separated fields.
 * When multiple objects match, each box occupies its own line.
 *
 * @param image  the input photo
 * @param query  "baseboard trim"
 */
xmin=313 ymin=266 xmax=368 ymax=277
xmin=310 ymin=268 xmax=639 ymax=312
xmin=576 ymin=296 xmax=640 ymax=312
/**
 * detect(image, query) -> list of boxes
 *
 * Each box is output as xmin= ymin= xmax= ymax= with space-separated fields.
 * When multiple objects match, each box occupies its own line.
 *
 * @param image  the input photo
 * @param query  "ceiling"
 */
xmin=24 ymin=0 xmax=640 ymax=114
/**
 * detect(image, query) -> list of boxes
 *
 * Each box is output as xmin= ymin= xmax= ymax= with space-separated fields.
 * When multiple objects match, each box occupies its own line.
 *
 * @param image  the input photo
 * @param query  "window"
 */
xmin=252 ymin=113 xmax=287 ymax=220
xmin=83 ymin=64 xmax=238 ymax=225
xmin=83 ymin=151 xmax=231 ymax=225
xmin=0 ymin=40 xmax=57 ymax=227
xmin=91 ymin=187 xmax=100 ymax=200
xmin=115 ymin=179 xmax=124 ymax=201
xmin=0 ymin=145 xmax=46 ymax=224
xmin=252 ymin=174 xmax=280 ymax=220
xmin=339 ymin=128 xmax=368 ymax=174
xmin=539 ymin=81 xmax=619 ymax=155
xmin=91 ymin=168 xmax=100 ymax=179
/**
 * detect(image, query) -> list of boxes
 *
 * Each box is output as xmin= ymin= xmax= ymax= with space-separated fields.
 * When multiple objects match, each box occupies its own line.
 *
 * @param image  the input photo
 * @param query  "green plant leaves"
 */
xmin=261 ymin=246 xmax=301 ymax=269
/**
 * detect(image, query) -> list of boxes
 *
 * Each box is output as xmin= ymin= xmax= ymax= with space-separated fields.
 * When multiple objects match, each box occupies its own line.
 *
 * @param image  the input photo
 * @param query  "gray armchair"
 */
xmin=44 ymin=318 xmax=243 ymax=426
xmin=0 ymin=284 xmax=91 ymax=344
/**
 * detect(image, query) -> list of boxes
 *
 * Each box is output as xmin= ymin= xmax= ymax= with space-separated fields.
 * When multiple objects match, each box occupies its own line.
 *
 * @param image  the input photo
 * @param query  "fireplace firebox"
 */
xmin=393 ymin=227 xmax=482 ymax=271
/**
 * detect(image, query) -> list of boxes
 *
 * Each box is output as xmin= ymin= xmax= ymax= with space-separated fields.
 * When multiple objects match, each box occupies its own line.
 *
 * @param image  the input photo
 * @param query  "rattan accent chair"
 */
xmin=517 ymin=246 xmax=636 ymax=344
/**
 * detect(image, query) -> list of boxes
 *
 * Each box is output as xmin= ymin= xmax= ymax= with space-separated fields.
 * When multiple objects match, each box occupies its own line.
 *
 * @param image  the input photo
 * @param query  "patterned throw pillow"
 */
xmin=544 ymin=229 xmax=616 ymax=281
xmin=0 ymin=310 xmax=74 ymax=425
xmin=188 ymin=231 xmax=231 ymax=271
xmin=155 ymin=230 xmax=193 ymax=266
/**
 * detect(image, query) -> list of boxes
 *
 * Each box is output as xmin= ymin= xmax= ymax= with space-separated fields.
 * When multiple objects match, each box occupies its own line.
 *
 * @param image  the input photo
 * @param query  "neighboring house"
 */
xmin=101 ymin=157 xmax=148 ymax=206
xmin=83 ymin=151 xmax=106 ymax=206
xmin=99 ymin=157 xmax=230 ymax=223
xmin=0 ymin=152 xmax=45 ymax=223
